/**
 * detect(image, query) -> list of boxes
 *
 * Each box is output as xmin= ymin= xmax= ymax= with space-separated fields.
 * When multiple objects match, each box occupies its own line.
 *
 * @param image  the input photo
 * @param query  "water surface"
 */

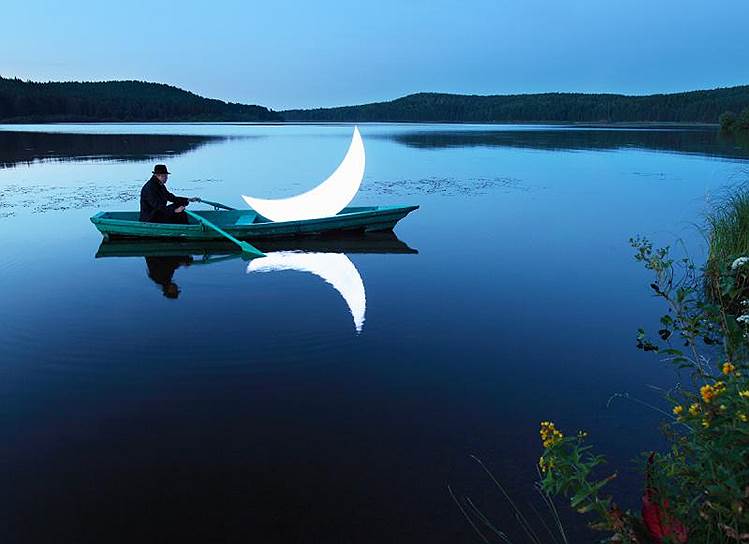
xmin=2 ymin=123 xmax=748 ymax=543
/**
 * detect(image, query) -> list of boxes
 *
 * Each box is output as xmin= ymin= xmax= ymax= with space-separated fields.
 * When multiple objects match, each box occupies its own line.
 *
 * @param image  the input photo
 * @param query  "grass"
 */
xmin=707 ymin=185 xmax=749 ymax=270
xmin=449 ymin=455 xmax=568 ymax=544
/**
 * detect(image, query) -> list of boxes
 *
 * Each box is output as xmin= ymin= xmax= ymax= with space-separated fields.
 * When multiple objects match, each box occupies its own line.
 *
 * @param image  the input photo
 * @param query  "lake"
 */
xmin=1 ymin=123 xmax=748 ymax=543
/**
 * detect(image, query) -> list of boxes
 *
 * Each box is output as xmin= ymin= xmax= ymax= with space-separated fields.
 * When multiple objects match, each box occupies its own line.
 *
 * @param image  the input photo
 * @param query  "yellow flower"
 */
xmin=539 ymin=421 xmax=564 ymax=448
xmin=701 ymin=381 xmax=726 ymax=403
xmin=672 ymin=405 xmax=684 ymax=416
xmin=700 ymin=385 xmax=713 ymax=403
xmin=738 ymin=412 xmax=748 ymax=422
xmin=688 ymin=403 xmax=700 ymax=416
xmin=722 ymin=362 xmax=736 ymax=375
xmin=702 ymin=418 xmax=710 ymax=428
xmin=538 ymin=455 xmax=555 ymax=472
xmin=720 ymin=404 xmax=727 ymax=412
xmin=739 ymin=390 xmax=749 ymax=399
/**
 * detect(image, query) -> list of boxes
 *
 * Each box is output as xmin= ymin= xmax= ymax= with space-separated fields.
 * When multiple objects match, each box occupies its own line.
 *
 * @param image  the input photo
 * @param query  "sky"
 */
xmin=2 ymin=0 xmax=749 ymax=110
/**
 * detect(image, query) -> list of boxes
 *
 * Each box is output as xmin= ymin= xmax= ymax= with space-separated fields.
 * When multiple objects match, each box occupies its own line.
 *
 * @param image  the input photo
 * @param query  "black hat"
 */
xmin=153 ymin=164 xmax=170 ymax=175
xmin=164 ymin=283 xmax=180 ymax=299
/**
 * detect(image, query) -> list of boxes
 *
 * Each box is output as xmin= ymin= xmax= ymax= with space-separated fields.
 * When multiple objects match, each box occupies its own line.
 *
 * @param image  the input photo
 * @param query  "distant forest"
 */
xmin=0 ymin=77 xmax=282 ymax=123
xmin=2 ymin=77 xmax=749 ymax=125
xmin=282 ymin=86 xmax=749 ymax=124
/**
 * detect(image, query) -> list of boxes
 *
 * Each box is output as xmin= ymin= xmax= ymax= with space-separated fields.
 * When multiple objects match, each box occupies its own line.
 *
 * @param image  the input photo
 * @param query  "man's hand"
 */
xmin=175 ymin=206 xmax=186 ymax=213
xmin=188 ymin=197 xmax=201 ymax=202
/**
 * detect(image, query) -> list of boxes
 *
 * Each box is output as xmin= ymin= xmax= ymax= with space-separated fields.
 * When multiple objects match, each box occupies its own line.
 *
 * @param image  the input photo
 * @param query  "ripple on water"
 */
xmin=0 ymin=179 xmax=219 ymax=216
xmin=360 ymin=175 xmax=529 ymax=197
xmin=0 ymin=307 xmax=362 ymax=383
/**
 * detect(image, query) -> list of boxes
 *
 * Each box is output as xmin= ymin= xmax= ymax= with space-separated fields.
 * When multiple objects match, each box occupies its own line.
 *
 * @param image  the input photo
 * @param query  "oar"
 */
xmin=195 ymin=198 xmax=235 ymax=211
xmin=185 ymin=210 xmax=265 ymax=258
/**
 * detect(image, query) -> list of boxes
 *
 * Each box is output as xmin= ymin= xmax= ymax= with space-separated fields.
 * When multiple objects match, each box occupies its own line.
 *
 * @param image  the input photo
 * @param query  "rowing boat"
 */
xmin=90 ymin=205 xmax=419 ymax=241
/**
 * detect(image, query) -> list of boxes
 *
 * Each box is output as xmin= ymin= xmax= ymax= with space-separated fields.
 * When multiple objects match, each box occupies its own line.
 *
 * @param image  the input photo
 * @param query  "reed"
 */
xmin=707 ymin=185 xmax=749 ymax=274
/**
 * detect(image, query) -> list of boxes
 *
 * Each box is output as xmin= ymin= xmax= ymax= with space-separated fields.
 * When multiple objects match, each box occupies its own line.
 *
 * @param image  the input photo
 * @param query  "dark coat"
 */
xmin=139 ymin=175 xmax=189 ymax=222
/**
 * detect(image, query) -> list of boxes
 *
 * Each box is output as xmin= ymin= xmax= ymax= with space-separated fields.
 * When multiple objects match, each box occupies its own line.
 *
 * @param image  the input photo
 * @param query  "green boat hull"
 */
xmin=91 ymin=205 xmax=419 ymax=241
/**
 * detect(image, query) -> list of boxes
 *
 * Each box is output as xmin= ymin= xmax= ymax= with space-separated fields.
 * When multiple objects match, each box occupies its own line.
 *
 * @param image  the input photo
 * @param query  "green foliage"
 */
xmin=283 ymin=86 xmax=749 ymax=124
xmin=720 ymin=111 xmax=738 ymax=131
xmin=720 ymin=107 xmax=749 ymax=134
xmin=707 ymin=191 xmax=749 ymax=268
xmin=706 ymin=189 xmax=749 ymax=318
xmin=738 ymin=108 xmax=749 ymax=132
xmin=0 ymin=76 xmax=282 ymax=123
xmin=539 ymin=431 xmax=644 ymax=542
xmin=539 ymin=232 xmax=749 ymax=543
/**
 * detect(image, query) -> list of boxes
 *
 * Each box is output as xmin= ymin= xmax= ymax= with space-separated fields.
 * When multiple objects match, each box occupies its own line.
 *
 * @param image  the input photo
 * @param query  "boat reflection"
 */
xmin=96 ymin=231 xmax=418 ymax=259
xmin=96 ymin=232 xmax=417 ymax=331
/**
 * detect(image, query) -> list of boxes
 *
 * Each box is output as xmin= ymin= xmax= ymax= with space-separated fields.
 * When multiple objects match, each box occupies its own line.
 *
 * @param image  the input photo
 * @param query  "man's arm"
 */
xmin=164 ymin=188 xmax=189 ymax=207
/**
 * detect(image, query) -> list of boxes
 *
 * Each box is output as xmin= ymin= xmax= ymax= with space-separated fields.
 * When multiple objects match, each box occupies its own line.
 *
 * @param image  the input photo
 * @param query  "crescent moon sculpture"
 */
xmin=247 ymin=251 xmax=366 ymax=333
xmin=242 ymin=126 xmax=365 ymax=222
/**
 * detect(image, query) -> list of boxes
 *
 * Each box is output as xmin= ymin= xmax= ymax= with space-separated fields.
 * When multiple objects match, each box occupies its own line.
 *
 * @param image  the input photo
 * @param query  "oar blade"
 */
xmin=239 ymin=241 xmax=265 ymax=259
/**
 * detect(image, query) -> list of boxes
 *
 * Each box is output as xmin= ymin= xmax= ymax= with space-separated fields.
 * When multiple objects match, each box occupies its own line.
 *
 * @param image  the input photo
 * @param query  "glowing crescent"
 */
xmin=247 ymin=251 xmax=366 ymax=333
xmin=242 ymin=126 xmax=365 ymax=222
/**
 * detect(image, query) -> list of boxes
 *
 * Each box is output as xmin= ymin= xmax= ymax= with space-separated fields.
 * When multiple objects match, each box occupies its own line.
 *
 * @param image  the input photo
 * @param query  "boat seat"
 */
xmin=235 ymin=213 xmax=258 ymax=226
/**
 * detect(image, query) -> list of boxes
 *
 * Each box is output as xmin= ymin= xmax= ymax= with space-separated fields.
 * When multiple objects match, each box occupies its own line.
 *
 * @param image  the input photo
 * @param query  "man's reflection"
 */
xmin=145 ymin=256 xmax=193 ymax=299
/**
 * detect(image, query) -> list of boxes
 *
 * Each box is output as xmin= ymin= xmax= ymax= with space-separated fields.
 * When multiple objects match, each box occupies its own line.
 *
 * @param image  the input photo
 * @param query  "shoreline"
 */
xmin=0 ymin=120 xmax=720 ymax=128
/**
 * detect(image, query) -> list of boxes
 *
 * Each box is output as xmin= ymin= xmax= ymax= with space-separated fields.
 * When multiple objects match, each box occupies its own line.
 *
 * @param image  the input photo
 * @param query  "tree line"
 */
xmin=719 ymin=107 xmax=749 ymax=133
xmin=283 ymin=86 xmax=749 ymax=124
xmin=0 ymin=77 xmax=282 ymax=122
xmin=3 ymin=77 xmax=748 ymax=125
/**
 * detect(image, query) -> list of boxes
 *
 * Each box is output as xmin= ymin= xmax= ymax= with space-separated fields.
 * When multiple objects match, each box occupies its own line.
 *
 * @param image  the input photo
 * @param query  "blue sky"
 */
xmin=2 ymin=0 xmax=748 ymax=110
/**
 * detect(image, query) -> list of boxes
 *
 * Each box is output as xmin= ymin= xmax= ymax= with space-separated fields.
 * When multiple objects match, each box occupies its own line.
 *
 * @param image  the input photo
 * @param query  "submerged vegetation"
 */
xmin=533 ymin=189 xmax=749 ymax=542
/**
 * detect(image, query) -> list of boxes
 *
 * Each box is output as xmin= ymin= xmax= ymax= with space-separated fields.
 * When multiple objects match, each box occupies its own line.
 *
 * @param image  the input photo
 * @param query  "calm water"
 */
xmin=1 ymin=123 xmax=748 ymax=543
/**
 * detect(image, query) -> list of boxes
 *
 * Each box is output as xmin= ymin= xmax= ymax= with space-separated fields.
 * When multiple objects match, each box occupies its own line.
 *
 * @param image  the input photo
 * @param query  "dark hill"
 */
xmin=0 ymin=77 xmax=282 ymax=123
xmin=282 ymin=86 xmax=749 ymax=124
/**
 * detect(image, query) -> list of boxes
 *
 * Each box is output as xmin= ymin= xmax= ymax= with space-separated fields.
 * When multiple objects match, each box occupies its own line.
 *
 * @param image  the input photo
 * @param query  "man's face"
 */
xmin=157 ymin=173 xmax=168 ymax=183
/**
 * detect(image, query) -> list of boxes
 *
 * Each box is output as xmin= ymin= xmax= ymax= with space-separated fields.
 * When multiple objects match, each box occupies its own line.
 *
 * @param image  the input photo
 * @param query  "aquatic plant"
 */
xmin=537 ymin=236 xmax=749 ymax=543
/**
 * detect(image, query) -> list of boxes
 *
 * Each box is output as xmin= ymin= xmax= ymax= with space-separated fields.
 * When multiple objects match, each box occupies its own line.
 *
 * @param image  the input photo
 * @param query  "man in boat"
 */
xmin=140 ymin=164 xmax=199 ymax=223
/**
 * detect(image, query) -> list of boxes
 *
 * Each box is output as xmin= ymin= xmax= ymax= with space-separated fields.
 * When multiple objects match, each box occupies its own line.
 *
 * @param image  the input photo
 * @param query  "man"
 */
xmin=139 ymin=164 xmax=199 ymax=223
